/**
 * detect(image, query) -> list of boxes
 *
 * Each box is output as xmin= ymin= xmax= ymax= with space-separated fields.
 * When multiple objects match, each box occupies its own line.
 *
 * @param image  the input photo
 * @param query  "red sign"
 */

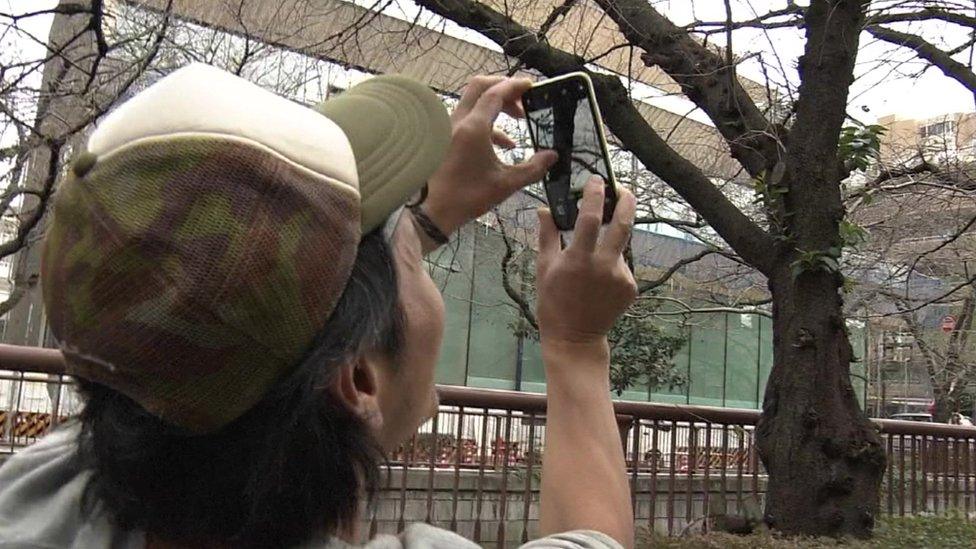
xmin=942 ymin=315 xmax=957 ymax=333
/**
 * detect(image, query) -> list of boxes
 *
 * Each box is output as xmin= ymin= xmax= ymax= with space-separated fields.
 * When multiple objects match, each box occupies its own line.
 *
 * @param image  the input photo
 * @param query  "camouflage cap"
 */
xmin=40 ymin=64 xmax=451 ymax=432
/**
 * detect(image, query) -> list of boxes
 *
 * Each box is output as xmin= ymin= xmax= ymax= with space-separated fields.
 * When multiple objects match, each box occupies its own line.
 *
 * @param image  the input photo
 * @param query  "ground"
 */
xmin=639 ymin=515 xmax=976 ymax=548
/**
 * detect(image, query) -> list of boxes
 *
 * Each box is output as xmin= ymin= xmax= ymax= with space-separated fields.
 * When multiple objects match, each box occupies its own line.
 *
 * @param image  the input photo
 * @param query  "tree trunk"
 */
xmin=758 ymin=268 xmax=886 ymax=537
xmin=756 ymin=0 xmax=884 ymax=538
xmin=932 ymin=395 xmax=955 ymax=423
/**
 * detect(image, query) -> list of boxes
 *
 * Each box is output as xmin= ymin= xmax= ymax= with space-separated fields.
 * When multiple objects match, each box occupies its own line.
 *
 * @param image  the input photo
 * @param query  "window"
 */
xmin=920 ymin=120 xmax=956 ymax=138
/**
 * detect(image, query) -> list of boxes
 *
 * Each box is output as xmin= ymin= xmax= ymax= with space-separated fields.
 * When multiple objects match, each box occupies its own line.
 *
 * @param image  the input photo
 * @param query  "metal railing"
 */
xmin=2 ymin=344 xmax=976 ymax=546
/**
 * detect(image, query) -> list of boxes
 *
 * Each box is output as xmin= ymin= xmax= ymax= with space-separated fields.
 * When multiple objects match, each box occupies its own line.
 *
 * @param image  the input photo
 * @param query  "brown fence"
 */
xmin=2 ymin=345 xmax=976 ymax=546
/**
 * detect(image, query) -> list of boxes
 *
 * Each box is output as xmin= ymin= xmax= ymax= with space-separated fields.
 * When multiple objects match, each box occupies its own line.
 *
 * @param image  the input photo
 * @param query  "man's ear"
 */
xmin=330 ymin=356 xmax=384 ymax=431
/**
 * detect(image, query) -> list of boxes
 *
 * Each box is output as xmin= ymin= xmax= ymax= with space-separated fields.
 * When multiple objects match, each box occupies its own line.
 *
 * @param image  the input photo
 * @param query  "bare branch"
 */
xmin=0 ymin=141 xmax=62 ymax=260
xmin=683 ymin=3 xmax=804 ymax=34
xmin=635 ymin=216 xmax=706 ymax=229
xmin=0 ymin=273 xmax=33 ymax=318
xmin=413 ymin=0 xmax=777 ymax=275
xmin=638 ymin=247 xmax=725 ymax=294
xmin=0 ymin=4 xmax=93 ymax=22
xmin=495 ymin=212 xmax=538 ymax=330
xmin=595 ymin=0 xmax=782 ymax=180
xmin=640 ymin=295 xmax=772 ymax=318
xmin=867 ymin=25 xmax=976 ymax=102
xmin=869 ymin=9 xmax=976 ymax=28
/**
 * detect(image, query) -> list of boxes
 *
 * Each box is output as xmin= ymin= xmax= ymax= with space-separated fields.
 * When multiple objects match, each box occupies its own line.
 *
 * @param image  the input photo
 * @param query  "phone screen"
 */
xmin=523 ymin=76 xmax=615 ymax=230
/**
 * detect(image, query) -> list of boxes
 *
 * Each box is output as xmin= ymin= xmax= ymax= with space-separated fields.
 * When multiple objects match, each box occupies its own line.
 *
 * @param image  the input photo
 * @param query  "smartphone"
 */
xmin=522 ymin=72 xmax=618 ymax=231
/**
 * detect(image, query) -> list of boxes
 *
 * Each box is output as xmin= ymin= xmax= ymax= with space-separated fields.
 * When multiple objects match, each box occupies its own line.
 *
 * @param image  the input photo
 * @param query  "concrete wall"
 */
xmin=368 ymin=468 xmax=767 ymax=547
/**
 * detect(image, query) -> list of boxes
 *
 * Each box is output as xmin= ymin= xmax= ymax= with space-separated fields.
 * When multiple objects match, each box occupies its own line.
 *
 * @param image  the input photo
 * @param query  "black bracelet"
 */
xmin=407 ymin=203 xmax=450 ymax=245
xmin=405 ymin=184 xmax=429 ymax=208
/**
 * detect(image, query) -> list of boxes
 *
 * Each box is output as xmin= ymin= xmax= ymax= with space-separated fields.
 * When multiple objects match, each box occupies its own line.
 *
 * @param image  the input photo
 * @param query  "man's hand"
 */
xmin=420 ymin=76 xmax=557 ymax=237
xmin=535 ymin=177 xmax=638 ymax=349
xmin=534 ymin=178 xmax=638 ymax=548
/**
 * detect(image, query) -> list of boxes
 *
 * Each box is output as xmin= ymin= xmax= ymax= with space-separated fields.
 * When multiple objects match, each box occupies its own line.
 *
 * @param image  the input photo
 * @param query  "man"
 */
xmin=0 ymin=63 xmax=638 ymax=548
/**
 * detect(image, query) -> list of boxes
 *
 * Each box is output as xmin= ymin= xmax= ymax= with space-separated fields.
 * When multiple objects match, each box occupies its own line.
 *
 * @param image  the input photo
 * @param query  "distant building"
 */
xmin=862 ymin=110 xmax=976 ymax=417
xmin=878 ymin=112 xmax=976 ymax=166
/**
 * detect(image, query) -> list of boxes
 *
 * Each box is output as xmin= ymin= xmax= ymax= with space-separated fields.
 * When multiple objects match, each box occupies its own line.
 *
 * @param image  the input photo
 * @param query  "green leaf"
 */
xmin=790 ymin=262 xmax=805 ymax=280
xmin=838 ymin=124 xmax=886 ymax=172
xmin=820 ymin=256 xmax=840 ymax=272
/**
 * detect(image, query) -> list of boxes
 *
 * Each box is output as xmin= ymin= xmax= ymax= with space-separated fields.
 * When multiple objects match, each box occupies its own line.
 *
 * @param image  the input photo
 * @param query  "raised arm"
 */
xmin=534 ymin=179 xmax=637 ymax=548
xmin=409 ymin=76 xmax=556 ymax=254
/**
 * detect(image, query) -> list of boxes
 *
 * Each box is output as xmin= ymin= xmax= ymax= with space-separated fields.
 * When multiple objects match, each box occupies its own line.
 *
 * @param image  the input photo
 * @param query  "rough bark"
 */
xmin=593 ymin=0 xmax=783 ymax=179
xmin=756 ymin=0 xmax=885 ymax=538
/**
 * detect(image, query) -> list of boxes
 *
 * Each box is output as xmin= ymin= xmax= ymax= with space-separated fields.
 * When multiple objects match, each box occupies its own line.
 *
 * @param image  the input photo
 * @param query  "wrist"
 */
xmin=541 ymin=335 xmax=609 ymax=355
xmin=420 ymin=180 xmax=464 ymax=234
xmin=408 ymin=203 xmax=449 ymax=246
xmin=541 ymin=337 xmax=610 ymax=374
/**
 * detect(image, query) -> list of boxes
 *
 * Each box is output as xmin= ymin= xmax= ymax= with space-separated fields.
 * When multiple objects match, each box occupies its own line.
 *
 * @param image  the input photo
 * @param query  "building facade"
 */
xmin=878 ymin=112 xmax=976 ymax=166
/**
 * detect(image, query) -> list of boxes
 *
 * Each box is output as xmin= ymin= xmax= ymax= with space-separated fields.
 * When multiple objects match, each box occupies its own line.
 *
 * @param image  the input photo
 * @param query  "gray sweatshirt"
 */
xmin=0 ymin=425 xmax=623 ymax=549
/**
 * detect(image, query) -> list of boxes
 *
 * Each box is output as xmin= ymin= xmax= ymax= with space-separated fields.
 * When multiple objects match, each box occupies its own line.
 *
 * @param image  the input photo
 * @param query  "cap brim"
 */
xmin=316 ymin=76 xmax=451 ymax=233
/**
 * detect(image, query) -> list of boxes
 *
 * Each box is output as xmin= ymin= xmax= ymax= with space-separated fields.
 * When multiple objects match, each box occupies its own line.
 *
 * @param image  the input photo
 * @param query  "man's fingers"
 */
xmin=491 ymin=128 xmax=518 ymax=149
xmin=601 ymin=187 xmax=636 ymax=257
xmin=471 ymin=78 xmax=534 ymax=125
xmin=501 ymin=97 xmax=526 ymax=120
xmin=455 ymin=75 xmax=506 ymax=119
xmin=537 ymin=207 xmax=560 ymax=265
xmin=503 ymin=150 xmax=557 ymax=191
xmin=570 ymin=177 xmax=604 ymax=253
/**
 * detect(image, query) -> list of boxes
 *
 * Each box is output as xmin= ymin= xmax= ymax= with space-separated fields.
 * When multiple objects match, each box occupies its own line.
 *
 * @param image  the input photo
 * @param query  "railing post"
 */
xmin=616 ymin=414 xmax=634 ymax=454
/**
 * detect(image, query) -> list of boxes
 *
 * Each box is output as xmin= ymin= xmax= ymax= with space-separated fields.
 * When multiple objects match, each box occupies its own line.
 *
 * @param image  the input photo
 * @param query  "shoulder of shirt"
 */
xmin=518 ymin=530 xmax=625 ymax=549
xmin=319 ymin=525 xmax=622 ymax=549
xmin=0 ymin=423 xmax=143 ymax=549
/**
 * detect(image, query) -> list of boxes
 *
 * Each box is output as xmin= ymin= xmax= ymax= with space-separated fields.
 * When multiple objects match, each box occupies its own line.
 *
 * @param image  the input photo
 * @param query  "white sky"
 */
xmin=4 ymin=0 xmax=974 ymax=124
xmin=662 ymin=1 xmax=975 ymax=122
xmin=355 ymin=0 xmax=975 ymax=122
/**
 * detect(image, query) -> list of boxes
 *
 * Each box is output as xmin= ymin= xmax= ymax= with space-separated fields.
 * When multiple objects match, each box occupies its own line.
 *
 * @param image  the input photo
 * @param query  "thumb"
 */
xmin=506 ymin=150 xmax=558 ymax=191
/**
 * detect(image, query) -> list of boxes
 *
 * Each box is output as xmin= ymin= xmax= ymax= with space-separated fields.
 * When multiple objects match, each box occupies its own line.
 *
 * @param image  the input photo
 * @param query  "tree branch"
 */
xmin=898 ymin=303 xmax=945 ymax=387
xmin=781 ymin=0 xmax=868 ymax=253
xmin=903 ymin=213 xmax=976 ymax=283
xmin=637 ymin=247 xmax=724 ymax=294
xmin=0 ymin=141 xmax=62 ymax=260
xmin=496 ymin=212 xmax=538 ymax=330
xmin=0 ymin=4 xmax=92 ymax=22
xmin=867 ymin=25 xmax=976 ymax=102
xmin=413 ymin=0 xmax=777 ymax=275
xmin=683 ymin=3 xmax=804 ymax=34
xmin=82 ymin=0 xmax=109 ymax=92
xmin=0 ymin=273 xmax=34 ymax=318
xmin=846 ymin=158 xmax=937 ymax=206
xmin=878 ymin=272 xmax=976 ymax=316
xmin=870 ymin=9 xmax=976 ymax=29
xmin=634 ymin=216 xmax=705 ymax=229
xmin=595 ymin=0 xmax=782 ymax=179
xmin=640 ymin=295 xmax=772 ymax=318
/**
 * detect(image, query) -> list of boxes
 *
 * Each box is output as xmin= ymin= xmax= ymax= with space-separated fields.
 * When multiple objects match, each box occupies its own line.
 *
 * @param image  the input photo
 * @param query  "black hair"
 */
xmin=76 ymin=228 xmax=402 ymax=547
